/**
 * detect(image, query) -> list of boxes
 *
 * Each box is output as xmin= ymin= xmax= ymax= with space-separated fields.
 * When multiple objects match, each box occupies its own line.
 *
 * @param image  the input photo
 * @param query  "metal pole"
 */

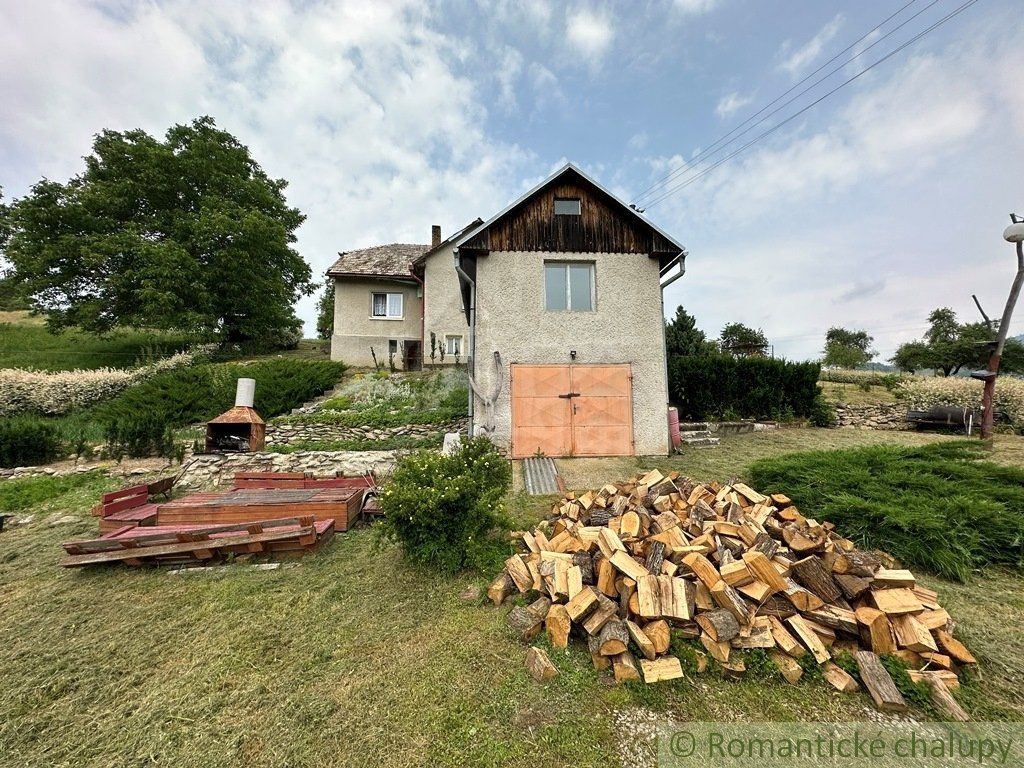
xmin=981 ymin=239 xmax=1024 ymax=440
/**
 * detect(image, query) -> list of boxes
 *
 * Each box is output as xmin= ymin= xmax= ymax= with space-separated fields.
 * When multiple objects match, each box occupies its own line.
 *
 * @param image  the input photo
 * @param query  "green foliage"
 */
xmin=822 ymin=327 xmax=876 ymax=369
xmin=0 ymin=416 xmax=64 ymax=467
xmin=0 ymin=320 xmax=200 ymax=371
xmin=880 ymin=655 xmax=935 ymax=713
xmin=667 ymin=353 xmax=821 ymax=421
xmin=891 ymin=307 xmax=1024 ymax=376
xmin=664 ymin=306 xmax=716 ymax=357
xmin=103 ymin=414 xmax=176 ymax=459
xmin=316 ymin=281 xmax=334 ymax=340
xmin=719 ymin=322 xmax=769 ymax=357
xmin=0 ymin=471 xmax=109 ymax=512
xmin=378 ymin=437 xmax=512 ymax=573
xmin=808 ymin=394 xmax=836 ymax=427
xmin=749 ymin=441 xmax=1024 ymax=581
xmin=4 ymin=117 xmax=313 ymax=341
xmin=267 ymin=435 xmax=443 ymax=453
xmin=440 ymin=385 xmax=469 ymax=412
xmin=96 ymin=359 xmax=346 ymax=433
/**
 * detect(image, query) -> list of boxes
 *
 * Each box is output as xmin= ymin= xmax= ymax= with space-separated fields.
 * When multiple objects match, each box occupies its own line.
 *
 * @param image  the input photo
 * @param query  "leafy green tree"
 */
xmin=664 ymin=306 xmax=714 ymax=357
xmin=5 ymin=117 xmax=313 ymax=341
xmin=719 ymin=322 xmax=769 ymax=357
xmin=891 ymin=307 xmax=1024 ymax=375
xmin=822 ymin=327 xmax=876 ymax=368
xmin=0 ymin=187 xmax=10 ymax=253
xmin=315 ymin=280 xmax=335 ymax=340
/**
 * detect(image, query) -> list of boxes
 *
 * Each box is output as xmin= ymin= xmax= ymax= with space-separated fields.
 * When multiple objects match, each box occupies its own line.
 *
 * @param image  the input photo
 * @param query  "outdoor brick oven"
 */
xmin=205 ymin=378 xmax=266 ymax=452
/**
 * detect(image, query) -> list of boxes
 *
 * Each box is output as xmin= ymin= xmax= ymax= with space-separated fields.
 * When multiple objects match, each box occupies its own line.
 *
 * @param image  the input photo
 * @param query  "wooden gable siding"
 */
xmin=462 ymin=179 xmax=677 ymax=255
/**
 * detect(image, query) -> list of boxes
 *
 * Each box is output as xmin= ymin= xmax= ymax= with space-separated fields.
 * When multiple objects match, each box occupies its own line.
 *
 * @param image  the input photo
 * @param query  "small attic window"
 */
xmin=554 ymin=198 xmax=581 ymax=216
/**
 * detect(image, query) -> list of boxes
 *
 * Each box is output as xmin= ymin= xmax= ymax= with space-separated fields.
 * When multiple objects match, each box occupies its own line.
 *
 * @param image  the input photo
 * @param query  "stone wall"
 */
xmin=265 ymin=419 xmax=467 ymax=446
xmin=833 ymin=402 xmax=908 ymax=430
xmin=177 ymin=450 xmax=400 ymax=489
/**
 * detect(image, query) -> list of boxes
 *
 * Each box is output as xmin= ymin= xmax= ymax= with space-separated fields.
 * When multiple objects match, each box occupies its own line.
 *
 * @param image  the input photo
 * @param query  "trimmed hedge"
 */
xmin=668 ymin=354 xmax=823 ymax=422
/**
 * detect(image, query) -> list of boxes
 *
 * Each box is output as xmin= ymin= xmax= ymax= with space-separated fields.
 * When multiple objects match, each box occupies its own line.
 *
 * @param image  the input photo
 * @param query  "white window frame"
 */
xmin=370 ymin=291 xmax=404 ymax=320
xmin=445 ymin=334 xmax=463 ymax=356
xmin=544 ymin=261 xmax=596 ymax=312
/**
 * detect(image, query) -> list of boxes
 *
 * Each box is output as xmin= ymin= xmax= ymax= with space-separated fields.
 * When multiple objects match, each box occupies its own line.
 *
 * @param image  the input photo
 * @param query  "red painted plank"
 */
xmin=101 ymin=484 xmax=148 ymax=504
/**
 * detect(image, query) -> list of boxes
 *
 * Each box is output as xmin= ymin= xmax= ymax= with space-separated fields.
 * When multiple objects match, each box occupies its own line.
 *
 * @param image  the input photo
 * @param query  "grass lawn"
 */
xmin=2 ymin=429 xmax=1023 ymax=767
xmin=0 ymin=311 xmax=198 ymax=371
xmin=819 ymin=379 xmax=898 ymax=405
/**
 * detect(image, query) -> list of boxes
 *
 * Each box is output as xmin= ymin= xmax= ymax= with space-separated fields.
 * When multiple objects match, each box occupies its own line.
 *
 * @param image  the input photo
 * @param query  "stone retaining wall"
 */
xmin=176 ymin=450 xmax=400 ymax=489
xmin=833 ymin=402 xmax=908 ymax=430
xmin=265 ymin=419 xmax=468 ymax=446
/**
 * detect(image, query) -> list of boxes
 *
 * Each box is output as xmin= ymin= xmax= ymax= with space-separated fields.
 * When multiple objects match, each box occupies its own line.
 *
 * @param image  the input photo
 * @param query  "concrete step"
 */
xmin=677 ymin=422 xmax=710 ymax=432
xmin=679 ymin=430 xmax=712 ymax=439
xmin=680 ymin=436 xmax=721 ymax=448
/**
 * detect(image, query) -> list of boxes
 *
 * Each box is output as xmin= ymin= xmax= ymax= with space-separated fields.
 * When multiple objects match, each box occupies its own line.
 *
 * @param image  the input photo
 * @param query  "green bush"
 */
xmin=104 ymin=415 xmax=176 ymax=459
xmin=0 ymin=416 xmax=64 ymax=467
xmin=748 ymin=441 xmax=1024 ymax=581
xmin=377 ymin=437 xmax=512 ymax=572
xmin=668 ymin=354 xmax=821 ymax=421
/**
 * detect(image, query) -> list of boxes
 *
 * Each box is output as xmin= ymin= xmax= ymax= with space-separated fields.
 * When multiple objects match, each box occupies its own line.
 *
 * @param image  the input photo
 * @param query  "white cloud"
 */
xmin=0 ymin=0 xmax=534 ymax=332
xmin=628 ymin=131 xmax=649 ymax=151
xmin=566 ymin=7 xmax=614 ymax=62
xmin=672 ymin=0 xmax=719 ymax=13
xmin=778 ymin=14 xmax=844 ymax=78
xmin=715 ymin=91 xmax=753 ymax=119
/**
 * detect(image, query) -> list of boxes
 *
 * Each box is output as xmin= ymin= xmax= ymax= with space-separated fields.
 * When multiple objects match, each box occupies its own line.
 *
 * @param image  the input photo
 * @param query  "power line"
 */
xmin=632 ymin=0 xmax=925 ymax=206
xmin=641 ymin=0 xmax=982 ymax=209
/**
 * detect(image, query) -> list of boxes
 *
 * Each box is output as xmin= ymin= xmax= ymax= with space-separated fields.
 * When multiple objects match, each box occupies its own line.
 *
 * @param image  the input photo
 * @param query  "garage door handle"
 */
xmin=558 ymin=392 xmax=581 ymax=399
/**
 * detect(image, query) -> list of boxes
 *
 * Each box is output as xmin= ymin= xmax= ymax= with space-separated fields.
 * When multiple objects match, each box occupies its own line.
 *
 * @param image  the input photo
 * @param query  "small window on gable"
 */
xmin=554 ymin=198 xmax=581 ymax=216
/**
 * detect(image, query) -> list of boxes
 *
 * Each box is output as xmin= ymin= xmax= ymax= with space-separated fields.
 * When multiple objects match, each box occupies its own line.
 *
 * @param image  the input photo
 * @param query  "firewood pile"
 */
xmin=490 ymin=469 xmax=976 ymax=716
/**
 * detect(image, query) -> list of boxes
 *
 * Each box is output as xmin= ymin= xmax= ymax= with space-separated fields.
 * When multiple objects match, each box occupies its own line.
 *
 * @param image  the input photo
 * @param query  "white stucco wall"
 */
xmin=330 ymin=277 xmax=422 ymax=368
xmin=472 ymin=251 xmax=670 ymax=456
xmin=422 ymin=249 xmax=469 ymax=364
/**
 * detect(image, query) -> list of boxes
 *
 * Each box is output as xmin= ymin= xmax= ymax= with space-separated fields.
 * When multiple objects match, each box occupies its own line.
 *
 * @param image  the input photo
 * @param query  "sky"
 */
xmin=1 ymin=0 xmax=1022 ymax=362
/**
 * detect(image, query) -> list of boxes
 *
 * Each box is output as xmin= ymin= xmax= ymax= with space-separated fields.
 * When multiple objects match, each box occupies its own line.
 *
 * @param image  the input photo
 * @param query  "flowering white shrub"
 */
xmin=896 ymin=376 xmax=1024 ymax=430
xmin=0 ymin=344 xmax=217 ymax=416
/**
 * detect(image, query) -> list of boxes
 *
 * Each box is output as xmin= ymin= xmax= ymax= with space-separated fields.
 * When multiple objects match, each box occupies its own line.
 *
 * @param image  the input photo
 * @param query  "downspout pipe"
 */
xmin=454 ymin=249 xmax=476 ymax=433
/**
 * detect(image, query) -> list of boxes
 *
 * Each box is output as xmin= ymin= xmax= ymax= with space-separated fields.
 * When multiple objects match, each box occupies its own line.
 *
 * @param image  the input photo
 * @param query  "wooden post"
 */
xmin=981 ymin=236 xmax=1024 ymax=440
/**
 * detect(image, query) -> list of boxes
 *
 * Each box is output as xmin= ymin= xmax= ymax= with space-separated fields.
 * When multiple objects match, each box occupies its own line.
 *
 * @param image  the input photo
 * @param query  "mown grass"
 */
xmin=748 ymin=441 xmax=1024 ymax=581
xmin=2 ymin=431 xmax=1023 ymax=767
xmin=0 ymin=313 xmax=199 ymax=371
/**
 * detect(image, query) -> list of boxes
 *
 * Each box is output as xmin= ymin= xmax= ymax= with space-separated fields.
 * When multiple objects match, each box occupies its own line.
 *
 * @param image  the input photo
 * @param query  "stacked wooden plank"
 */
xmin=62 ymin=516 xmax=333 ymax=568
xmin=492 ymin=470 xmax=976 ymax=712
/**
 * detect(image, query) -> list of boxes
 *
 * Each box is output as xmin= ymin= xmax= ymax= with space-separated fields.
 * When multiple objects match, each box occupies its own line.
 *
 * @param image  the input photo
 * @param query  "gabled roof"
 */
xmin=413 ymin=218 xmax=484 ymax=267
xmin=326 ymin=243 xmax=427 ymax=279
xmin=449 ymin=162 xmax=687 ymax=259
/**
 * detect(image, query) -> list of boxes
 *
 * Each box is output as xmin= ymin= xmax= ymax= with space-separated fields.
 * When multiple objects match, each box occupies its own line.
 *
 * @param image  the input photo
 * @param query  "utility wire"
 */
xmin=632 ymin=0 xmax=924 ymax=206
xmin=641 ymin=0 xmax=981 ymax=209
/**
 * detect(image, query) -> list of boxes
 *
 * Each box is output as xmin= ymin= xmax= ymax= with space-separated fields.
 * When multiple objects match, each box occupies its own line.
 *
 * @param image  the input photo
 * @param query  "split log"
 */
xmin=822 ymin=662 xmax=859 ymax=693
xmin=834 ymin=573 xmax=872 ymax=600
xmin=644 ymin=619 xmax=671 ymax=654
xmin=855 ymin=607 xmax=897 ymax=655
xmin=871 ymin=588 xmax=924 ymax=615
xmin=855 ymin=651 xmax=907 ymax=712
xmin=832 ymin=550 xmax=881 ymax=577
xmin=682 ymin=552 xmax=722 ymax=589
xmin=598 ymin=619 xmax=630 ymax=656
xmin=572 ymin=551 xmax=594 ymax=584
xmin=641 ymin=657 xmax=684 ymax=684
xmin=487 ymin=572 xmax=515 ymax=606
xmin=566 ymin=586 xmax=599 ymax=621
xmin=596 ymin=555 xmax=617 ymax=597
xmin=700 ymin=632 xmax=730 ymax=663
xmin=527 ymin=596 xmax=552 ymax=619
xmin=637 ymin=574 xmax=662 ymax=619
xmin=546 ymin=604 xmax=571 ymax=649
xmin=926 ymin=675 xmax=969 ymax=722
xmin=741 ymin=551 xmax=789 ymax=593
xmin=588 ymin=635 xmax=611 ymax=670
xmin=789 ymin=555 xmax=842 ymax=603
xmin=695 ymin=608 xmax=739 ymax=643
xmin=766 ymin=615 xmax=804 ymax=657
xmin=525 ymin=646 xmax=558 ymax=682
xmin=625 ymin=619 xmax=657 ymax=661
xmin=872 ymin=568 xmax=916 ymax=588
xmin=891 ymin=613 xmax=938 ymax=653
xmin=583 ymin=592 xmax=619 ymax=635
xmin=786 ymin=615 xmax=830 ymax=664
xmin=613 ymin=650 xmax=641 ymax=682
xmin=934 ymin=630 xmax=978 ymax=665
xmin=710 ymin=580 xmax=751 ymax=624
xmin=567 ymin=565 xmax=583 ymax=599
xmin=770 ymin=651 xmax=803 ymax=683
xmin=645 ymin=540 xmax=666 ymax=575
xmin=505 ymin=555 xmax=534 ymax=593
xmin=508 ymin=607 xmax=543 ymax=642
xmin=609 ymin=549 xmax=650 ymax=581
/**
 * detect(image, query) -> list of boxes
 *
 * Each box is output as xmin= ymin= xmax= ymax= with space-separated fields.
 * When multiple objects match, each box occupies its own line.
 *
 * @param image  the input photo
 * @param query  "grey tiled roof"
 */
xmin=326 ymin=243 xmax=427 ymax=278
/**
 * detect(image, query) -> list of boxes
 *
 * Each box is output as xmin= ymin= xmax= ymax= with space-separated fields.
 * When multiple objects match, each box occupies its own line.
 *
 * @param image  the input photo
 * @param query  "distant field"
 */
xmin=0 ymin=311 xmax=198 ymax=371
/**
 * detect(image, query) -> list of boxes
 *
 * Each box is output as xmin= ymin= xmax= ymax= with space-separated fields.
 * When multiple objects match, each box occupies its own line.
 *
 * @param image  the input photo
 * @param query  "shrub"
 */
xmin=0 ymin=416 xmax=64 ymax=467
xmin=668 ymin=354 xmax=821 ymax=422
xmin=377 ymin=436 xmax=512 ymax=572
xmin=748 ymin=441 xmax=1024 ymax=581
xmin=819 ymin=368 xmax=905 ymax=387
xmin=103 ymin=415 xmax=176 ymax=459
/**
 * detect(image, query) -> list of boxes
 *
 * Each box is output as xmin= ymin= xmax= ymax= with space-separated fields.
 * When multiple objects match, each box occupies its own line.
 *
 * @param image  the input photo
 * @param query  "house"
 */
xmin=327 ymin=163 xmax=687 ymax=457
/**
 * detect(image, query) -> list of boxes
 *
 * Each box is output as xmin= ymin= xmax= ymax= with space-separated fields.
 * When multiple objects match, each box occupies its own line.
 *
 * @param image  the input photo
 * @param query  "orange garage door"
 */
xmin=510 ymin=364 xmax=633 ymax=458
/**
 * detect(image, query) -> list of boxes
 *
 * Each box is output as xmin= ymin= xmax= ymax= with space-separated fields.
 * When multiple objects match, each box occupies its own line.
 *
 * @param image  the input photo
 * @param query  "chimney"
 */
xmin=235 ymin=377 xmax=256 ymax=408
xmin=431 ymin=225 xmax=441 ymax=248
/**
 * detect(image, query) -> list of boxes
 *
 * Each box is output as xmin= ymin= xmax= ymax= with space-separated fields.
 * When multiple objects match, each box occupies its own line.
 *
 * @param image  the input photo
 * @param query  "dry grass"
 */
xmin=2 ymin=428 xmax=1023 ymax=766
xmin=819 ymin=380 xmax=898 ymax=405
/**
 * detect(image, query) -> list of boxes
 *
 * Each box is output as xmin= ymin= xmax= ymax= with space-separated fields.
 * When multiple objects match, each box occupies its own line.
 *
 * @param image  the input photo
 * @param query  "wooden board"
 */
xmin=155 ymin=487 xmax=364 ymax=530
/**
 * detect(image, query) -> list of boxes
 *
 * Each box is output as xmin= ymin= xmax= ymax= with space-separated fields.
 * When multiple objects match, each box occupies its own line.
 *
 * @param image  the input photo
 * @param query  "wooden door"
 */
xmin=570 ymin=365 xmax=633 ymax=456
xmin=510 ymin=364 xmax=633 ymax=458
xmin=510 ymin=365 xmax=572 ymax=458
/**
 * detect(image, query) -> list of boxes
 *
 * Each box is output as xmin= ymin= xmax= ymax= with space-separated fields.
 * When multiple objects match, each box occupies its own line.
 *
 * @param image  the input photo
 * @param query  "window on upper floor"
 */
xmin=371 ymin=292 xmax=403 ymax=319
xmin=554 ymin=198 xmax=581 ymax=216
xmin=544 ymin=261 xmax=595 ymax=311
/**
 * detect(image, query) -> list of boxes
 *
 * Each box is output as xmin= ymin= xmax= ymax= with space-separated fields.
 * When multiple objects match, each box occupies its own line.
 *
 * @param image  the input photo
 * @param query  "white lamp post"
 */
xmin=979 ymin=215 xmax=1024 ymax=440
